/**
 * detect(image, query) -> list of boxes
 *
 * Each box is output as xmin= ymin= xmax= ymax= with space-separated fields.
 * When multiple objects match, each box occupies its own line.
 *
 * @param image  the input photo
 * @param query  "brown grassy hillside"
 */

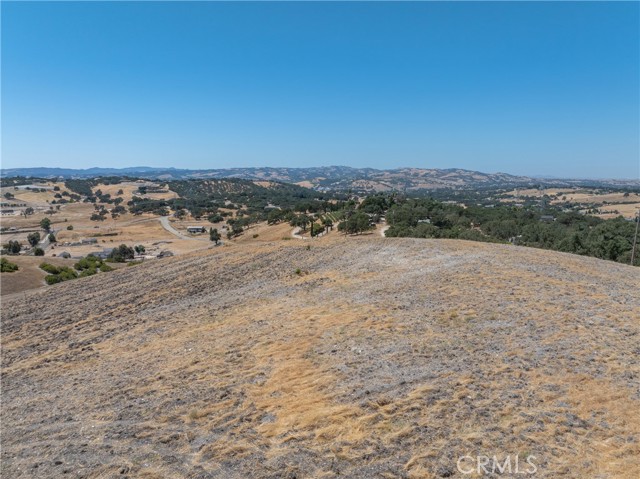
xmin=1 ymin=238 xmax=639 ymax=478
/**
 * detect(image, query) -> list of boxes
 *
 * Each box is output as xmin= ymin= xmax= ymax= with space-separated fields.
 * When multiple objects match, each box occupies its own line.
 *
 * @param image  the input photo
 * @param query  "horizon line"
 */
xmin=1 ymin=164 xmax=639 ymax=182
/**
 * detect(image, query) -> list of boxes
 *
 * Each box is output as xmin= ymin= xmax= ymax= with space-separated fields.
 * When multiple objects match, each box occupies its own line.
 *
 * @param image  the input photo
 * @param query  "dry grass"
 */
xmin=0 ymin=255 xmax=76 ymax=296
xmin=1 ymin=237 xmax=638 ymax=478
xmin=91 ymin=182 xmax=177 ymax=203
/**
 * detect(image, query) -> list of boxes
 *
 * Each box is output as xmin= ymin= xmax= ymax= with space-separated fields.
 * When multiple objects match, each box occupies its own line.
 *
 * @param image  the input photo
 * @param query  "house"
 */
xmin=94 ymin=248 xmax=113 ymax=259
xmin=187 ymin=226 xmax=206 ymax=234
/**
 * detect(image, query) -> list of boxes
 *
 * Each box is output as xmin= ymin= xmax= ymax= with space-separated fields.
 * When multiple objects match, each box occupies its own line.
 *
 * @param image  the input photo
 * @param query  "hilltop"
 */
xmin=2 ymin=237 xmax=639 ymax=478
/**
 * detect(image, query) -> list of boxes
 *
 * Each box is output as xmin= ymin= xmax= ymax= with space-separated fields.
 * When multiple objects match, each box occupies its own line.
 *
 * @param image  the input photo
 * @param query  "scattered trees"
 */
xmin=4 ymin=240 xmax=22 ymax=255
xmin=380 ymin=196 xmax=640 ymax=266
xmin=290 ymin=214 xmax=311 ymax=232
xmin=108 ymin=244 xmax=135 ymax=262
xmin=74 ymin=255 xmax=112 ymax=276
xmin=338 ymin=212 xmax=374 ymax=235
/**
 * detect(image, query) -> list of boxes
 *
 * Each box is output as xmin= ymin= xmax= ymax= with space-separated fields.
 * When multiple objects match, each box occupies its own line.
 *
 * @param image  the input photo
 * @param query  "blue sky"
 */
xmin=2 ymin=1 xmax=638 ymax=179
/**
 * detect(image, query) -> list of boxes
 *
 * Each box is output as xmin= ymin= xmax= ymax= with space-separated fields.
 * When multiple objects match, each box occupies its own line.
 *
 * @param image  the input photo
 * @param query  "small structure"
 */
xmin=540 ymin=215 xmax=556 ymax=222
xmin=95 ymin=248 xmax=113 ymax=259
xmin=187 ymin=226 xmax=206 ymax=234
xmin=81 ymin=238 xmax=98 ymax=245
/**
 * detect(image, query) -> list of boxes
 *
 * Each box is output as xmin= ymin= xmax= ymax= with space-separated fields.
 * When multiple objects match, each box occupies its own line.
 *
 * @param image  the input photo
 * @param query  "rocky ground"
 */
xmin=1 ymin=237 xmax=639 ymax=478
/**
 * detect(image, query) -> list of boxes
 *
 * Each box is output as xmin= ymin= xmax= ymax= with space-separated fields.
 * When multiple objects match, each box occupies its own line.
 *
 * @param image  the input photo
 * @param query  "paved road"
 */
xmin=158 ymin=217 xmax=209 ymax=241
xmin=39 ymin=228 xmax=60 ymax=249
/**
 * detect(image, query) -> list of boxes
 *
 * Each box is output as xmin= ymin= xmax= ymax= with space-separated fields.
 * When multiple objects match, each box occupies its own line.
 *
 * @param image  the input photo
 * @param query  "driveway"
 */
xmin=158 ymin=217 xmax=209 ymax=241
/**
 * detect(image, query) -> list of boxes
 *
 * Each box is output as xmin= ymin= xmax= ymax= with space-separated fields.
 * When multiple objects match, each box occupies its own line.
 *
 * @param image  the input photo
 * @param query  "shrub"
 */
xmin=0 ymin=257 xmax=19 ymax=272
xmin=67 ymin=225 xmax=74 ymax=230
xmin=39 ymin=262 xmax=60 ymax=274
xmin=33 ymin=247 xmax=45 ymax=256
xmin=57 ymin=267 xmax=78 ymax=281
xmin=75 ymin=256 xmax=100 ymax=271
xmin=43 ymin=265 xmax=79 ymax=284
xmin=79 ymin=268 xmax=97 ymax=277
xmin=45 ymin=274 xmax=61 ymax=285
xmin=99 ymin=263 xmax=113 ymax=272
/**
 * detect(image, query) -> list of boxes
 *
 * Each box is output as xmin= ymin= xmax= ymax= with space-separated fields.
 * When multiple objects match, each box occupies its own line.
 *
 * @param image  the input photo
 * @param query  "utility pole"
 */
xmin=631 ymin=208 xmax=640 ymax=266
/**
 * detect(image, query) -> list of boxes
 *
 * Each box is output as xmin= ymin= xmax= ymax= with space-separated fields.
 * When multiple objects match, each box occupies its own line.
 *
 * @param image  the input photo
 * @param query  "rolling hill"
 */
xmin=4 ymin=166 xmax=638 ymax=192
xmin=2 ymin=237 xmax=639 ymax=478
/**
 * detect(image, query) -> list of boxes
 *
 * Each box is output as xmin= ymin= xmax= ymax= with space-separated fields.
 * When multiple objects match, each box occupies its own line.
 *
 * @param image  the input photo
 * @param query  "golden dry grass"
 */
xmin=1 ymin=237 xmax=638 ymax=478
xmin=0 ymin=255 xmax=77 ymax=296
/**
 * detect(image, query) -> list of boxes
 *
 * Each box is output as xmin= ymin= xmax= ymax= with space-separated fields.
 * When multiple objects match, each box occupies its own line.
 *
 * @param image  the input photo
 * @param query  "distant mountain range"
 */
xmin=2 ymin=166 xmax=638 ymax=191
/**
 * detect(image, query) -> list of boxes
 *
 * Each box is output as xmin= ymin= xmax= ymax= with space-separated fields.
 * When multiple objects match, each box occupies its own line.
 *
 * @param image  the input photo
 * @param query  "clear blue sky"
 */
xmin=2 ymin=1 xmax=639 ymax=179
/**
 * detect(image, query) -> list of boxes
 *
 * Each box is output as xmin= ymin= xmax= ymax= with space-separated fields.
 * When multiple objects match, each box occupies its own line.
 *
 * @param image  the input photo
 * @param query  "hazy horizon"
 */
xmin=2 ymin=2 xmax=639 ymax=179
xmin=2 ymin=163 xmax=640 ymax=182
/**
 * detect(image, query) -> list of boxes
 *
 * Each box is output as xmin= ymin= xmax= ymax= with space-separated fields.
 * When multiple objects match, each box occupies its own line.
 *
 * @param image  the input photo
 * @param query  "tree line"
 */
xmin=377 ymin=195 xmax=638 ymax=266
